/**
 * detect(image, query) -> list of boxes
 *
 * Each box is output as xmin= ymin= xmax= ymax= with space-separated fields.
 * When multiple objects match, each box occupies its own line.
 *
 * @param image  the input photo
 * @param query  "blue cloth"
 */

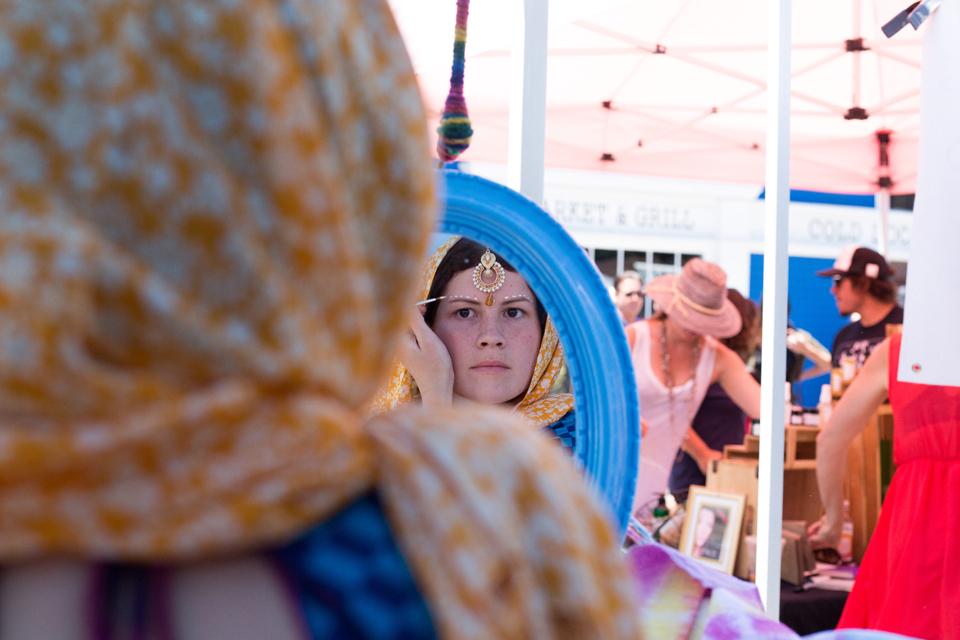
xmin=273 ymin=492 xmax=437 ymax=640
xmin=668 ymin=384 xmax=746 ymax=495
xmin=543 ymin=410 xmax=576 ymax=452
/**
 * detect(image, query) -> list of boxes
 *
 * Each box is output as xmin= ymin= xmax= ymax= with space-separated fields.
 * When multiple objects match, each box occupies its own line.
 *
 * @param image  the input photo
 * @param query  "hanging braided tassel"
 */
xmin=436 ymin=0 xmax=473 ymax=163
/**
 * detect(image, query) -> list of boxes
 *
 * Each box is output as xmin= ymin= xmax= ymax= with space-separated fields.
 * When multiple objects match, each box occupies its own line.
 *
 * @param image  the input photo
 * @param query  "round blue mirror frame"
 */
xmin=439 ymin=169 xmax=639 ymax=534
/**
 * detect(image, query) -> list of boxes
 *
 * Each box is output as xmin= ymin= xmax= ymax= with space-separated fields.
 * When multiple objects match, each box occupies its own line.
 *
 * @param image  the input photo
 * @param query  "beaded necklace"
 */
xmin=659 ymin=320 xmax=703 ymax=435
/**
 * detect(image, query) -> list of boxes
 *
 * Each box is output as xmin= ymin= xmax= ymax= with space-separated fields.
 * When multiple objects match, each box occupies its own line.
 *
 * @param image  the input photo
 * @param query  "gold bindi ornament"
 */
xmin=472 ymin=249 xmax=505 ymax=306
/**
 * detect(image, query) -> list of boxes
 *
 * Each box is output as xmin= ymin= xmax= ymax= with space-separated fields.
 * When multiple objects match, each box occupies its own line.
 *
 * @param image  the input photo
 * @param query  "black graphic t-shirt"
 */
xmin=831 ymin=305 xmax=904 ymax=368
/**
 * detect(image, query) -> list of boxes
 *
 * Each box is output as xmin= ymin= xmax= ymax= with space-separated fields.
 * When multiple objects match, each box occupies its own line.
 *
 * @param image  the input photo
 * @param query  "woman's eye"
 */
xmin=455 ymin=308 xmax=474 ymax=319
xmin=505 ymin=307 xmax=525 ymax=319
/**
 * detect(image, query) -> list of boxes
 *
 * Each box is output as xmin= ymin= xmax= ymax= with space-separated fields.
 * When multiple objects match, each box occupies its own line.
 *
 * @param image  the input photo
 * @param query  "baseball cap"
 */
xmin=817 ymin=246 xmax=893 ymax=279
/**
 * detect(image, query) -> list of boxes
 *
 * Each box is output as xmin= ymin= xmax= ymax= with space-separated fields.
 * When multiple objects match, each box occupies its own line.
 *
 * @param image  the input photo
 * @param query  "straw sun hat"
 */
xmin=645 ymin=258 xmax=742 ymax=338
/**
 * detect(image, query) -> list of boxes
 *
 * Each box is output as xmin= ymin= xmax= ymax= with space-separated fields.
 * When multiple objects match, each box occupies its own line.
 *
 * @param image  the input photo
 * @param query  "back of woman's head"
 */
xmin=0 ymin=0 xmax=436 ymax=416
xmin=0 ymin=0 xmax=435 ymax=556
xmin=722 ymin=289 xmax=760 ymax=361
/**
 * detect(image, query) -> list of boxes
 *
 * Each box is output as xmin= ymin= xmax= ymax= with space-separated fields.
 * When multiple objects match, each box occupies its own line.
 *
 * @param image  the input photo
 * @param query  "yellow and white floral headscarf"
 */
xmin=0 ymin=0 xmax=638 ymax=637
xmin=376 ymin=236 xmax=575 ymax=427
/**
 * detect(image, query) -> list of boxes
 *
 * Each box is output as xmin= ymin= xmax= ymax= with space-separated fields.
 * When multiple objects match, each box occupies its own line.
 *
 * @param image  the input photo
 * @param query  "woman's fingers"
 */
xmin=807 ymin=517 xmax=841 ymax=550
xmin=396 ymin=329 xmax=420 ymax=364
xmin=408 ymin=305 xmax=430 ymax=348
xmin=400 ymin=306 xmax=454 ymax=407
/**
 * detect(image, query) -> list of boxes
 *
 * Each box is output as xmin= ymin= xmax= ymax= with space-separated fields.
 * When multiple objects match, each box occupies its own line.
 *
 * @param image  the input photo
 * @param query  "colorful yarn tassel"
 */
xmin=436 ymin=0 xmax=473 ymax=163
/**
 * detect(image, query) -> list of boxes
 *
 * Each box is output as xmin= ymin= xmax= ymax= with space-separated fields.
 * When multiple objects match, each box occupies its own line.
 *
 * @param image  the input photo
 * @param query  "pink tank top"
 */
xmin=627 ymin=321 xmax=717 ymax=514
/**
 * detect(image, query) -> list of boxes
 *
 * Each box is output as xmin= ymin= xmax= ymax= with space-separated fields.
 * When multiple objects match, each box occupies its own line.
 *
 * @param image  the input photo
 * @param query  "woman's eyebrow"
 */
xmin=444 ymin=295 xmax=481 ymax=305
xmin=502 ymin=295 xmax=534 ymax=304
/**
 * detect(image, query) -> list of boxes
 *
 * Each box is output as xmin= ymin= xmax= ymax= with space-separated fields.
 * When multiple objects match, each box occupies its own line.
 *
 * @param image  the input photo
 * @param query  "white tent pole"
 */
xmin=756 ymin=0 xmax=791 ymax=618
xmin=508 ymin=0 xmax=549 ymax=204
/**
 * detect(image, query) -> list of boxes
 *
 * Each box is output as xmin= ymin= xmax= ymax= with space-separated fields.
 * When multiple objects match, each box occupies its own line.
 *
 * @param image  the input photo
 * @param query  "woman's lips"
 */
xmin=471 ymin=361 xmax=509 ymax=371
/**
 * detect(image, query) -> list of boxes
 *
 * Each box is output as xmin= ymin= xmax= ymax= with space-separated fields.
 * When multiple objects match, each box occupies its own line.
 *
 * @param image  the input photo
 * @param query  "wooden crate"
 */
xmin=785 ymin=426 xmax=818 ymax=470
xmin=845 ymin=405 xmax=894 ymax=562
xmin=707 ymin=458 xmax=822 ymax=535
xmin=723 ymin=427 xmax=818 ymax=469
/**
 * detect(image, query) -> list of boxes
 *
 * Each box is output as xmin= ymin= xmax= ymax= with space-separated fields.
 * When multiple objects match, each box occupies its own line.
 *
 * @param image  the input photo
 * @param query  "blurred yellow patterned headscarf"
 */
xmin=377 ymin=236 xmax=575 ymax=427
xmin=0 ymin=0 xmax=638 ymax=637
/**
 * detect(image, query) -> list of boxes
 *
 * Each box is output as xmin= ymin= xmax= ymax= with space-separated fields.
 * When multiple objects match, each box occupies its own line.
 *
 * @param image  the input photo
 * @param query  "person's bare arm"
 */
xmin=809 ymin=339 xmax=890 ymax=548
xmin=787 ymin=328 xmax=833 ymax=377
xmin=714 ymin=343 xmax=761 ymax=419
xmin=798 ymin=364 xmax=831 ymax=382
xmin=681 ymin=427 xmax=723 ymax=474
xmin=682 ymin=343 xmax=758 ymax=473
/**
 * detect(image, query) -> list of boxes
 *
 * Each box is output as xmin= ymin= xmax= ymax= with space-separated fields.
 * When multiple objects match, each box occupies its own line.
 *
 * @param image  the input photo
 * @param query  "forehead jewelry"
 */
xmin=472 ymin=249 xmax=505 ymax=306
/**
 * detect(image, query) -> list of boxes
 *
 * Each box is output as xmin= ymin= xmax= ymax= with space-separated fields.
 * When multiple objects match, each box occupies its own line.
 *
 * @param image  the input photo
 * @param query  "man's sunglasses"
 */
xmin=831 ymin=275 xmax=847 ymax=285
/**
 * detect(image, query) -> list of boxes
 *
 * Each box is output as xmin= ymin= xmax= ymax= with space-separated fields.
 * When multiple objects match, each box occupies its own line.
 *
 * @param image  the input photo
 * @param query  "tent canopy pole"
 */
xmin=756 ymin=0 xmax=791 ymax=618
xmin=508 ymin=0 xmax=549 ymax=204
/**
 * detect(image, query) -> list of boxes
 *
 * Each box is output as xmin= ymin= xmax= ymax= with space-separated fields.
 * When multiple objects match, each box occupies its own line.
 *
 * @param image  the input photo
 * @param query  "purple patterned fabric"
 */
xmin=625 ymin=544 xmax=794 ymax=639
xmin=625 ymin=544 xmax=921 ymax=639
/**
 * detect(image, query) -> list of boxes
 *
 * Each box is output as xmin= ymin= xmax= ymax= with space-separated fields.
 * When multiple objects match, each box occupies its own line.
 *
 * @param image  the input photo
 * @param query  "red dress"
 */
xmin=837 ymin=334 xmax=960 ymax=638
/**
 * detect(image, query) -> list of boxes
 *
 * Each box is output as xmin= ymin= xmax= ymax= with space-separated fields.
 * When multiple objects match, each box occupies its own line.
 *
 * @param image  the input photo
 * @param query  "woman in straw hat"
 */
xmin=0 ymin=0 xmax=640 ymax=637
xmin=626 ymin=259 xmax=761 ymax=516
xmin=667 ymin=289 xmax=761 ymax=496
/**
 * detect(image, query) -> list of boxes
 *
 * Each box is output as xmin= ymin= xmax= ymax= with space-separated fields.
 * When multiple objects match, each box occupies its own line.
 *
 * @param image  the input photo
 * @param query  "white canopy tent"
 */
xmin=393 ymin=0 xmax=923 ymax=260
xmin=392 ymin=0 xmax=922 ymax=195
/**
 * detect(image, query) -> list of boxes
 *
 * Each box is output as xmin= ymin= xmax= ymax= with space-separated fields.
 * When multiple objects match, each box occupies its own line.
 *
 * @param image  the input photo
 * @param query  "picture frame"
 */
xmin=679 ymin=486 xmax=746 ymax=574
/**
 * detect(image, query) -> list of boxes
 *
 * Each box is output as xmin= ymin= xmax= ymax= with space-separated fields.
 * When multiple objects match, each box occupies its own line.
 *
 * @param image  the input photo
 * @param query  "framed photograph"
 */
xmin=679 ymin=486 xmax=746 ymax=574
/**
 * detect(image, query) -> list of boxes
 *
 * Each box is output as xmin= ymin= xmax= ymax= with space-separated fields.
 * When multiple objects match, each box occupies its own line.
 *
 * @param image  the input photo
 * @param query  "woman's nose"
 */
xmin=476 ymin=319 xmax=506 ymax=348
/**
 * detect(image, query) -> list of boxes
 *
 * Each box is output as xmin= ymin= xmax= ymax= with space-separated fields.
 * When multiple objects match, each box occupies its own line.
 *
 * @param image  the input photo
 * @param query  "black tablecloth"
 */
xmin=779 ymin=581 xmax=848 ymax=635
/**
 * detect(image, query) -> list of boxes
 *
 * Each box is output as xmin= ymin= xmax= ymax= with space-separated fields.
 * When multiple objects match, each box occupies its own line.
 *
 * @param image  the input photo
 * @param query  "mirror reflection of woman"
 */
xmin=627 ymin=259 xmax=761 ymax=516
xmin=378 ymin=237 xmax=576 ymax=448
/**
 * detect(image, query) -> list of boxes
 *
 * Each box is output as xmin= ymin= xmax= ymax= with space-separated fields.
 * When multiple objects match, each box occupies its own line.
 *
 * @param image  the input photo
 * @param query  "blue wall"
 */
xmin=749 ymin=254 xmax=851 ymax=407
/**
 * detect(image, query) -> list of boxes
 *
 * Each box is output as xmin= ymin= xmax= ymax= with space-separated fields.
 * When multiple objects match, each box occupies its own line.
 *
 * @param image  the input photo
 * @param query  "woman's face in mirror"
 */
xmin=432 ymin=268 xmax=542 ymax=406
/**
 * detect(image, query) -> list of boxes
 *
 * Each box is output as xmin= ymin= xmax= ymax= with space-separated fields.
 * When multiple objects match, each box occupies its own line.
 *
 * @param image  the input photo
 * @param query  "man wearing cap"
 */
xmin=818 ymin=246 xmax=904 ymax=368
xmin=614 ymin=270 xmax=645 ymax=326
